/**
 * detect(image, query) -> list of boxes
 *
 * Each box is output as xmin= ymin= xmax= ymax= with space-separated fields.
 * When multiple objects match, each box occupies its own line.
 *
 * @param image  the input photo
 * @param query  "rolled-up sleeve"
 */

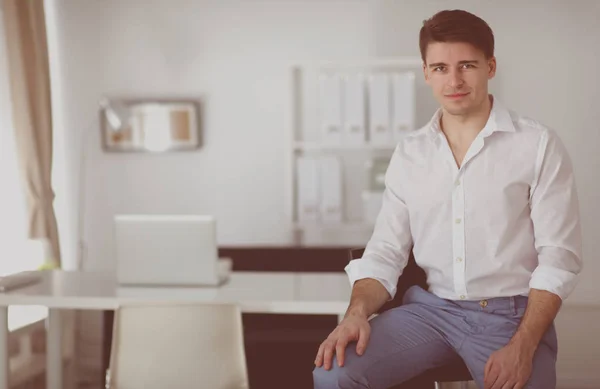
xmin=344 ymin=146 xmax=413 ymax=300
xmin=528 ymin=128 xmax=583 ymax=300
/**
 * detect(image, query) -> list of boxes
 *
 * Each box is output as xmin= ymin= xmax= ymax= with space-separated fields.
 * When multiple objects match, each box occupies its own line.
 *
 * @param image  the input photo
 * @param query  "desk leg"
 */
xmin=0 ymin=307 xmax=8 ymax=389
xmin=47 ymin=308 xmax=63 ymax=389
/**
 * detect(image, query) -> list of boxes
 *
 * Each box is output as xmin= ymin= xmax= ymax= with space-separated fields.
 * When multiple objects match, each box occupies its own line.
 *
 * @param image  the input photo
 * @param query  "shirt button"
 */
xmin=456 ymin=257 xmax=463 ymax=263
xmin=455 ymin=218 xmax=462 ymax=224
xmin=459 ymin=295 xmax=466 ymax=300
xmin=454 ymin=180 xmax=460 ymax=187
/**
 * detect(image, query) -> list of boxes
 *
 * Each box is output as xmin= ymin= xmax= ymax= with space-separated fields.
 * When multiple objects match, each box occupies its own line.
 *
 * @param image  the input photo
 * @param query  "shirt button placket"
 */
xmin=453 ymin=173 xmax=468 ymax=299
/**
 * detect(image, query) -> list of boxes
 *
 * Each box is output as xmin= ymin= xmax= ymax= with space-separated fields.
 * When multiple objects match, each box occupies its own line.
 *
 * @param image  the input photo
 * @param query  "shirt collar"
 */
xmin=427 ymin=95 xmax=516 ymax=141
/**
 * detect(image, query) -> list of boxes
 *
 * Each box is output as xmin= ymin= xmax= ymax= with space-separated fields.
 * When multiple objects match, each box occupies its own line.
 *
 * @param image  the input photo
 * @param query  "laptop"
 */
xmin=114 ymin=214 xmax=231 ymax=287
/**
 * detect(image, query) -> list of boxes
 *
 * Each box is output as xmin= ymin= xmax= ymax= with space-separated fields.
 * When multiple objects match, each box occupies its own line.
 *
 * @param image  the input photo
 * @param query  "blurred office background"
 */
xmin=0 ymin=1 xmax=598 ymax=388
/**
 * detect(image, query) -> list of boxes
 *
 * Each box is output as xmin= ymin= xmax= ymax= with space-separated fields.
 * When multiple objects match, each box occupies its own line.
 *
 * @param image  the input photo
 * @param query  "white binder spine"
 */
xmin=296 ymin=157 xmax=320 ymax=223
xmin=319 ymin=156 xmax=343 ymax=223
xmin=342 ymin=73 xmax=366 ymax=146
xmin=367 ymin=73 xmax=392 ymax=146
xmin=318 ymin=73 xmax=343 ymax=145
xmin=391 ymin=72 xmax=416 ymax=141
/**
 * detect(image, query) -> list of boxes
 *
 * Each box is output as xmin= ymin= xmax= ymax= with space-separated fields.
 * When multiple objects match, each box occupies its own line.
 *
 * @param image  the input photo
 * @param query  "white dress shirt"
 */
xmin=345 ymin=96 xmax=583 ymax=301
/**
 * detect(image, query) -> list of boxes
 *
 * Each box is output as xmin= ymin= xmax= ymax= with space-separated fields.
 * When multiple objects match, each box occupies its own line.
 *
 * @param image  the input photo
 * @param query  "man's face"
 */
xmin=423 ymin=41 xmax=496 ymax=116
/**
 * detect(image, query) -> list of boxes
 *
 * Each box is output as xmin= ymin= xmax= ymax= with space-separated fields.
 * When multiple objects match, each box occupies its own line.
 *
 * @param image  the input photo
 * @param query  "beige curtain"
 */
xmin=2 ymin=0 xmax=61 ymax=266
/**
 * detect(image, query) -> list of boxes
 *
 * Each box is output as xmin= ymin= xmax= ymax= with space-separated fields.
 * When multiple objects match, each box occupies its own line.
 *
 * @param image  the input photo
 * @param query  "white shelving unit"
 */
xmin=286 ymin=57 xmax=423 ymax=247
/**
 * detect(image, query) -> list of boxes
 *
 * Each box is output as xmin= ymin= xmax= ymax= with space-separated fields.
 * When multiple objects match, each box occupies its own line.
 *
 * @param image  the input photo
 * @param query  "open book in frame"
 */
xmin=100 ymin=99 xmax=202 ymax=152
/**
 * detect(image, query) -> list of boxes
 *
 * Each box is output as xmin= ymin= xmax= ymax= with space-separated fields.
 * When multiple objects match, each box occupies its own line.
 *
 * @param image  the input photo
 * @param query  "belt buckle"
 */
xmin=479 ymin=299 xmax=488 ymax=308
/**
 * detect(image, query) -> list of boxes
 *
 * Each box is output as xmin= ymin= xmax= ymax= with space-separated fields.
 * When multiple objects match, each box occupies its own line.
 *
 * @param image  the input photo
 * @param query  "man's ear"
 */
xmin=487 ymin=57 xmax=497 ymax=79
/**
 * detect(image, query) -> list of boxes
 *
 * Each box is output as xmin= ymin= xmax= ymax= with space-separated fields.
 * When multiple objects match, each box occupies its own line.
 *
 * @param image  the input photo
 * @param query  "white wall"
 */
xmin=48 ymin=1 xmax=599 ymax=385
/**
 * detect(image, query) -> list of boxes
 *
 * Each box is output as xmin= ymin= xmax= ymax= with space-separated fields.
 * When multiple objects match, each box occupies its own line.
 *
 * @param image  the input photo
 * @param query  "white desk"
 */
xmin=0 ymin=270 xmax=351 ymax=389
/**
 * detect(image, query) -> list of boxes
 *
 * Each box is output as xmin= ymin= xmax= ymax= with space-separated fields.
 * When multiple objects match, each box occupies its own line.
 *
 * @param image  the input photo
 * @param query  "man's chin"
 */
xmin=441 ymin=104 xmax=471 ymax=116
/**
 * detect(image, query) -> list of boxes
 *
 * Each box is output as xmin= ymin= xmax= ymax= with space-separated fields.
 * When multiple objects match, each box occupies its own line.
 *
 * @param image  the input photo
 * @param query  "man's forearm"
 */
xmin=509 ymin=288 xmax=562 ymax=352
xmin=344 ymin=278 xmax=391 ymax=320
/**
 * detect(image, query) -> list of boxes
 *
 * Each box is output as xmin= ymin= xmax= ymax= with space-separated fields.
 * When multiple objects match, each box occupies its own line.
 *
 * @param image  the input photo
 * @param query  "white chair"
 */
xmin=106 ymin=303 xmax=249 ymax=389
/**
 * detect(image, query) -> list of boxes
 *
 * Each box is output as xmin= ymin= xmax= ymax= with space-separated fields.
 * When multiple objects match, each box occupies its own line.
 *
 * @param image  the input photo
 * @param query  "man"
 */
xmin=313 ymin=9 xmax=582 ymax=389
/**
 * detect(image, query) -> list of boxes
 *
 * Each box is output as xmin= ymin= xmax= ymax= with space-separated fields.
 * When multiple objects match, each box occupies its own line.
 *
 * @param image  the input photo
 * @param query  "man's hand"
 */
xmin=314 ymin=314 xmax=371 ymax=370
xmin=484 ymin=342 xmax=534 ymax=389
xmin=484 ymin=288 xmax=562 ymax=388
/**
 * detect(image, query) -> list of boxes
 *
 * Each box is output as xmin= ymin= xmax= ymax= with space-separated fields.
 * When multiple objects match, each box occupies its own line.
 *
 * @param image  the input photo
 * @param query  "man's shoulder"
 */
xmin=502 ymin=108 xmax=568 ymax=155
xmin=397 ymin=124 xmax=434 ymax=147
xmin=391 ymin=125 xmax=434 ymax=162
xmin=506 ymin=108 xmax=554 ymax=137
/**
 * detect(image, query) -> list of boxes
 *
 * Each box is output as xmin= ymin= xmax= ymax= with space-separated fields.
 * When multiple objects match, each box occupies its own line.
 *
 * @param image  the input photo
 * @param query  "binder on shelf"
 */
xmin=296 ymin=156 xmax=320 ymax=223
xmin=367 ymin=72 xmax=392 ymax=146
xmin=319 ymin=156 xmax=343 ymax=223
xmin=391 ymin=72 xmax=416 ymax=141
xmin=318 ymin=73 xmax=343 ymax=145
xmin=342 ymin=73 xmax=366 ymax=146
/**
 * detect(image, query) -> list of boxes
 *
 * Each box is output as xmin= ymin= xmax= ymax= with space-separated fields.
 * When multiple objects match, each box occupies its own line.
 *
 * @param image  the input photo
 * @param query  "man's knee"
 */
xmin=312 ymin=362 xmax=366 ymax=389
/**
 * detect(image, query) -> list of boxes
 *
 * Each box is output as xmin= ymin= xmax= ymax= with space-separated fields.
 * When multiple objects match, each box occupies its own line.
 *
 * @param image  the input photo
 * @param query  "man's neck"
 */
xmin=440 ymin=95 xmax=493 ymax=145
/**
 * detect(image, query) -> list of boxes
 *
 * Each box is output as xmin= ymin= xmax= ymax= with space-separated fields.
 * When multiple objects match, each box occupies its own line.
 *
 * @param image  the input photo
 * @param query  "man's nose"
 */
xmin=447 ymin=69 xmax=464 ymax=88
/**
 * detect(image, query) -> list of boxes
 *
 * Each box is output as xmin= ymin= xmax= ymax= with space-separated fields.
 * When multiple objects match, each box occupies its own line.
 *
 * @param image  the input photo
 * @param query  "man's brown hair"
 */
xmin=419 ymin=10 xmax=495 ymax=63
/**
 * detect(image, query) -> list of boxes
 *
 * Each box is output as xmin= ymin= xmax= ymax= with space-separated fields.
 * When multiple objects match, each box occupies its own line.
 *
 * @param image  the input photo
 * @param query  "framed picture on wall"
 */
xmin=100 ymin=98 xmax=202 ymax=152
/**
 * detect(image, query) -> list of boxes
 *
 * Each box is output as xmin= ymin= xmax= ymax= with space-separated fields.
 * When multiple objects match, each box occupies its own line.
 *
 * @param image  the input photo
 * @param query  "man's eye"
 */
xmin=434 ymin=66 xmax=445 ymax=72
xmin=462 ymin=64 xmax=474 ymax=69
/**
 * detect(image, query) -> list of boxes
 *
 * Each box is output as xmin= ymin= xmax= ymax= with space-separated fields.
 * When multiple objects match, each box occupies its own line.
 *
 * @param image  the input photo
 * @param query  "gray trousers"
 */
xmin=313 ymin=286 xmax=557 ymax=389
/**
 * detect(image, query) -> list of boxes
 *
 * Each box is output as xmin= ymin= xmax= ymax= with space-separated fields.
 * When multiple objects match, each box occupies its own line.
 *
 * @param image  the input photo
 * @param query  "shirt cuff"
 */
xmin=344 ymin=258 xmax=398 ymax=300
xmin=529 ymin=265 xmax=580 ymax=300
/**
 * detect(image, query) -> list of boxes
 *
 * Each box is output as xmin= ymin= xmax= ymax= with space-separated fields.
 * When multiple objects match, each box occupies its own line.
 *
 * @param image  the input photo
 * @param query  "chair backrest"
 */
xmin=349 ymin=248 xmax=427 ymax=313
xmin=108 ymin=303 xmax=249 ymax=389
